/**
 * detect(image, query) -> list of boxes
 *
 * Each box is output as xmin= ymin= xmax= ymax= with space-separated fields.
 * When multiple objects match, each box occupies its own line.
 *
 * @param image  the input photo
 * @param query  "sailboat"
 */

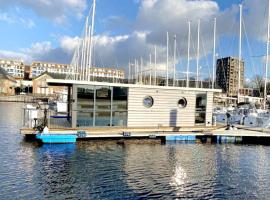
xmin=214 ymin=1 xmax=270 ymax=128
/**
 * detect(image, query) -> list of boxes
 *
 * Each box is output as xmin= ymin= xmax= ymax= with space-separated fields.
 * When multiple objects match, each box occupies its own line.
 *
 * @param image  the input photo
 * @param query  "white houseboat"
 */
xmin=47 ymin=79 xmax=220 ymax=129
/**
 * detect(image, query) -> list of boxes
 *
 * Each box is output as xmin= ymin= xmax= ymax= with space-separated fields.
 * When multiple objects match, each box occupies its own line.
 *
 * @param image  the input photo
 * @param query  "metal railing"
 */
xmin=22 ymin=106 xmax=71 ymax=130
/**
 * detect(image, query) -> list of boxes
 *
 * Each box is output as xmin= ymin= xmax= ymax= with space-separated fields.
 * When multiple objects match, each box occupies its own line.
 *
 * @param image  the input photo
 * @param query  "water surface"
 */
xmin=0 ymin=102 xmax=270 ymax=199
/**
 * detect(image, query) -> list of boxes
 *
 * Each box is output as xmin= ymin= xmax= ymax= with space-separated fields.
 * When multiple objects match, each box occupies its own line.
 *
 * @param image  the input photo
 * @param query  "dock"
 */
xmin=20 ymin=125 xmax=270 ymax=144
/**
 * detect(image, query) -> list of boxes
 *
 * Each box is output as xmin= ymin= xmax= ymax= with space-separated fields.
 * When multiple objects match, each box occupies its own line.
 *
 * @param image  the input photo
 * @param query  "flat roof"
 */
xmin=47 ymin=79 xmax=222 ymax=93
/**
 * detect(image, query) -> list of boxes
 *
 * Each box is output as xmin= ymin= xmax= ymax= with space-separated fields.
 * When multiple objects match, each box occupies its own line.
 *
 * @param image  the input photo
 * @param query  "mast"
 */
xmin=149 ymin=53 xmax=152 ymax=85
xmin=238 ymin=4 xmax=242 ymax=104
xmin=212 ymin=18 xmax=216 ymax=89
xmin=88 ymin=0 xmax=96 ymax=81
xmin=187 ymin=21 xmax=191 ymax=87
xmin=140 ymin=57 xmax=143 ymax=83
xmin=86 ymin=24 xmax=91 ymax=81
xmin=135 ymin=59 xmax=138 ymax=83
xmin=154 ymin=45 xmax=157 ymax=85
xmin=128 ymin=61 xmax=131 ymax=83
xmin=166 ymin=32 xmax=169 ymax=86
xmin=265 ymin=0 xmax=270 ymax=109
xmin=196 ymin=19 xmax=200 ymax=88
xmin=173 ymin=35 xmax=177 ymax=86
xmin=80 ymin=19 xmax=88 ymax=80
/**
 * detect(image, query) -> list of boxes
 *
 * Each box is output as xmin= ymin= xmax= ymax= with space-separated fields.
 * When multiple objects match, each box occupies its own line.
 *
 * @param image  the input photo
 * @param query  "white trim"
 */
xmin=47 ymin=79 xmax=222 ymax=93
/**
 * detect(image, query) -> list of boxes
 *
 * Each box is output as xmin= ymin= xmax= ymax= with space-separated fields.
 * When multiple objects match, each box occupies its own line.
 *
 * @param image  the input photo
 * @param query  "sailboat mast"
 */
xmin=128 ymin=61 xmax=131 ymax=83
xmin=140 ymin=57 xmax=143 ymax=83
xmin=166 ymin=32 xmax=169 ymax=86
xmin=88 ymin=0 xmax=96 ymax=81
xmin=173 ymin=35 xmax=176 ymax=87
xmin=149 ymin=53 xmax=152 ymax=85
xmin=154 ymin=45 xmax=157 ymax=85
xmin=264 ymin=0 xmax=270 ymax=109
xmin=187 ymin=21 xmax=191 ymax=87
xmin=238 ymin=4 xmax=242 ymax=104
xmin=196 ymin=19 xmax=200 ymax=88
xmin=212 ymin=18 xmax=216 ymax=89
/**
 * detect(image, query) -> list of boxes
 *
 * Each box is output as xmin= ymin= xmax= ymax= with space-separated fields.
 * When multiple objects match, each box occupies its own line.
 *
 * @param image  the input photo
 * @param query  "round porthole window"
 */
xmin=178 ymin=97 xmax=187 ymax=108
xmin=143 ymin=96 xmax=154 ymax=108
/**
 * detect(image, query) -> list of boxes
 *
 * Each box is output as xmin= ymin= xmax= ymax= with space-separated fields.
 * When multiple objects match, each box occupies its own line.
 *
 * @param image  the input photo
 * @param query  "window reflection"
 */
xmin=96 ymin=86 xmax=111 ymax=110
xmin=112 ymin=111 xmax=127 ymax=126
xmin=77 ymin=111 xmax=93 ymax=127
xmin=77 ymin=86 xmax=94 ymax=110
xmin=95 ymin=111 xmax=111 ymax=126
xmin=113 ymin=87 xmax=128 ymax=111
xmin=195 ymin=94 xmax=207 ymax=124
xmin=76 ymin=85 xmax=128 ymax=127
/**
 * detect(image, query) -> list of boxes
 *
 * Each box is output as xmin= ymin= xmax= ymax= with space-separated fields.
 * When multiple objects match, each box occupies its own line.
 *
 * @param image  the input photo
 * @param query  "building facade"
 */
xmin=0 ymin=67 xmax=16 ymax=95
xmin=32 ymin=72 xmax=67 ymax=95
xmin=30 ymin=62 xmax=70 ymax=79
xmin=239 ymin=88 xmax=260 ymax=97
xmin=30 ymin=61 xmax=125 ymax=80
xmin=0 ymin=59 xmax=25 ymax=79
xmin=216 ymin=57 xmax=244 ymax=96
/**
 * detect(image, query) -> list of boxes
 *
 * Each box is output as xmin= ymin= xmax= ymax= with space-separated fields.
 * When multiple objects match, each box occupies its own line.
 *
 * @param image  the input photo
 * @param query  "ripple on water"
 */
xmin=1 ymin=103 xmax=270 ymax=199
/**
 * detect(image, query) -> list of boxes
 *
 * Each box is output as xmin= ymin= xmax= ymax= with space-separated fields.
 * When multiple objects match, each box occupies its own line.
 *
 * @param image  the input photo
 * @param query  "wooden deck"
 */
xmin=20 ymin=125 xmax=222 ymax=136
xmin=20 ymin=124 xmax=270 ymax=139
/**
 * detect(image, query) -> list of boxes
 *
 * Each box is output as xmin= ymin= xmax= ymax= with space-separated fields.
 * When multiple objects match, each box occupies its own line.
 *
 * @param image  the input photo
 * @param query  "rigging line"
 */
xmin=175 ymin=38 xmax=182 ymax=80
xmin=216 ymin=18 xmax=231 ymax=88
xmin=242 ymin=17 xmax=260 ymax=85
xmin=201 ymin=35 xmax=212 ymax=80
xmin=188 ymin=31 xmax=196 ymax=79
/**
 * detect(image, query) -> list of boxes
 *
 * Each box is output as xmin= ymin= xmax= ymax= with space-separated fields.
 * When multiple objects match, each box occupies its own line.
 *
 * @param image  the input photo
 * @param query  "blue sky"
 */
xmin=0 ymin=0 xmax=268 ymax=82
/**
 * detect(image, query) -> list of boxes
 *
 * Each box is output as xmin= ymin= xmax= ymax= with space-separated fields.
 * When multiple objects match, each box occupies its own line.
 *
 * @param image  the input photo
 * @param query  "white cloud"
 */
xmin=60 ymin=36 xmax=81 ymax=53
xmin=0 ymin=0 xmax=87 ymax=24
xmin=19 ymin=17 xmax=35 ymax=29
xmin=21 ymin=41 xmax=53 ymax=57
xmin=0 ymin=13 xmax=15 ymax=23
xmin=0 ymin=50 xmax=31 ymax=63
xmin=0 ymin=12 xmax=35 ymax=29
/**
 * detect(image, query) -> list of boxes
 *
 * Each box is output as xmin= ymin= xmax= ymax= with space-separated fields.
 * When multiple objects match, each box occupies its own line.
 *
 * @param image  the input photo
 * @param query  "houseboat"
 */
xmin=46 ymin=79 xmax=220 ymax=129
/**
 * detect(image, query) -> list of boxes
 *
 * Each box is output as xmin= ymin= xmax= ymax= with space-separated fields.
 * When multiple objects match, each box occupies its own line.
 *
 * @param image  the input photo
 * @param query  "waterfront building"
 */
xmin=30 ymin=61 xmax=70 ymax=79
xmin=239 ymin=88 xmax=260 ymax=97
xmin=0 ymin=58 xmax=25 ymax=79
xmin=30 ymin=61 xmax=125 ymax=80
xmin=0 ymin=67 xmax=16 ymax=95
xmin=216 ymin=57 xmax=244 ymax=96
xmin=32 ymin=72 xmax=67 ymax=95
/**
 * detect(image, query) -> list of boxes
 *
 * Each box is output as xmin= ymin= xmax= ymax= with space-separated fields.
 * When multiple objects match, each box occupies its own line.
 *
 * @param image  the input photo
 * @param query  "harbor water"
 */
xmin=1 ymin=102 xmax=270 ymax=199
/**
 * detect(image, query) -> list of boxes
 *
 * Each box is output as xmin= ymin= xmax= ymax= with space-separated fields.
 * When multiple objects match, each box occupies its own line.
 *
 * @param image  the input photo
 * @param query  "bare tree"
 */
xmin=251 ymin=74 xmax=270 ymax=97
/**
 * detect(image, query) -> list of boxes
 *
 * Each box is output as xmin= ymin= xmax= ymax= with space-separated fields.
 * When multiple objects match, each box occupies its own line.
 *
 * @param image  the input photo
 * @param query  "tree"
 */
xmin=251 ymin=74 xmax=270 ymax=97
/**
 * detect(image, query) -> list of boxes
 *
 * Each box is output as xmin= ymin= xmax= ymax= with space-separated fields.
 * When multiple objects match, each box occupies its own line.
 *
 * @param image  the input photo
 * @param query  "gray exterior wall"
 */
xmin=128 ymin=87 xmax=213 ymax=127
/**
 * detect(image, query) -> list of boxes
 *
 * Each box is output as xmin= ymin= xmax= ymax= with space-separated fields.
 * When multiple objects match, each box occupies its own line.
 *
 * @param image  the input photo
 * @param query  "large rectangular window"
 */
xmin=76 ymin=85 xmax=128 ymax=127
xmin=77 ymin=86 xmax=94 ymax=127
xmin=112 ymin=87 xmax=128 ymax=126
xmin=195 ymin=93 xmax=207 ymax=124
xmin=95 ymin=86 xmax=111 ymax=126
xmin=112 ymin=87 xmax=128 ymax=111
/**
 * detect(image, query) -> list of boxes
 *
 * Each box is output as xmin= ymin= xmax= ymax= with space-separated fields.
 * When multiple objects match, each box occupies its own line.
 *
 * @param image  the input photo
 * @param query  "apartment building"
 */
xmin=30 ymin=61 xmax=70 ymax=79
xmin=31 ymin=61 xmax=125 ymax=80
xmin=216 ymin=57 xmax=244 ymax=96
xmin=0 ymin=59 xmax=25 ymax=79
